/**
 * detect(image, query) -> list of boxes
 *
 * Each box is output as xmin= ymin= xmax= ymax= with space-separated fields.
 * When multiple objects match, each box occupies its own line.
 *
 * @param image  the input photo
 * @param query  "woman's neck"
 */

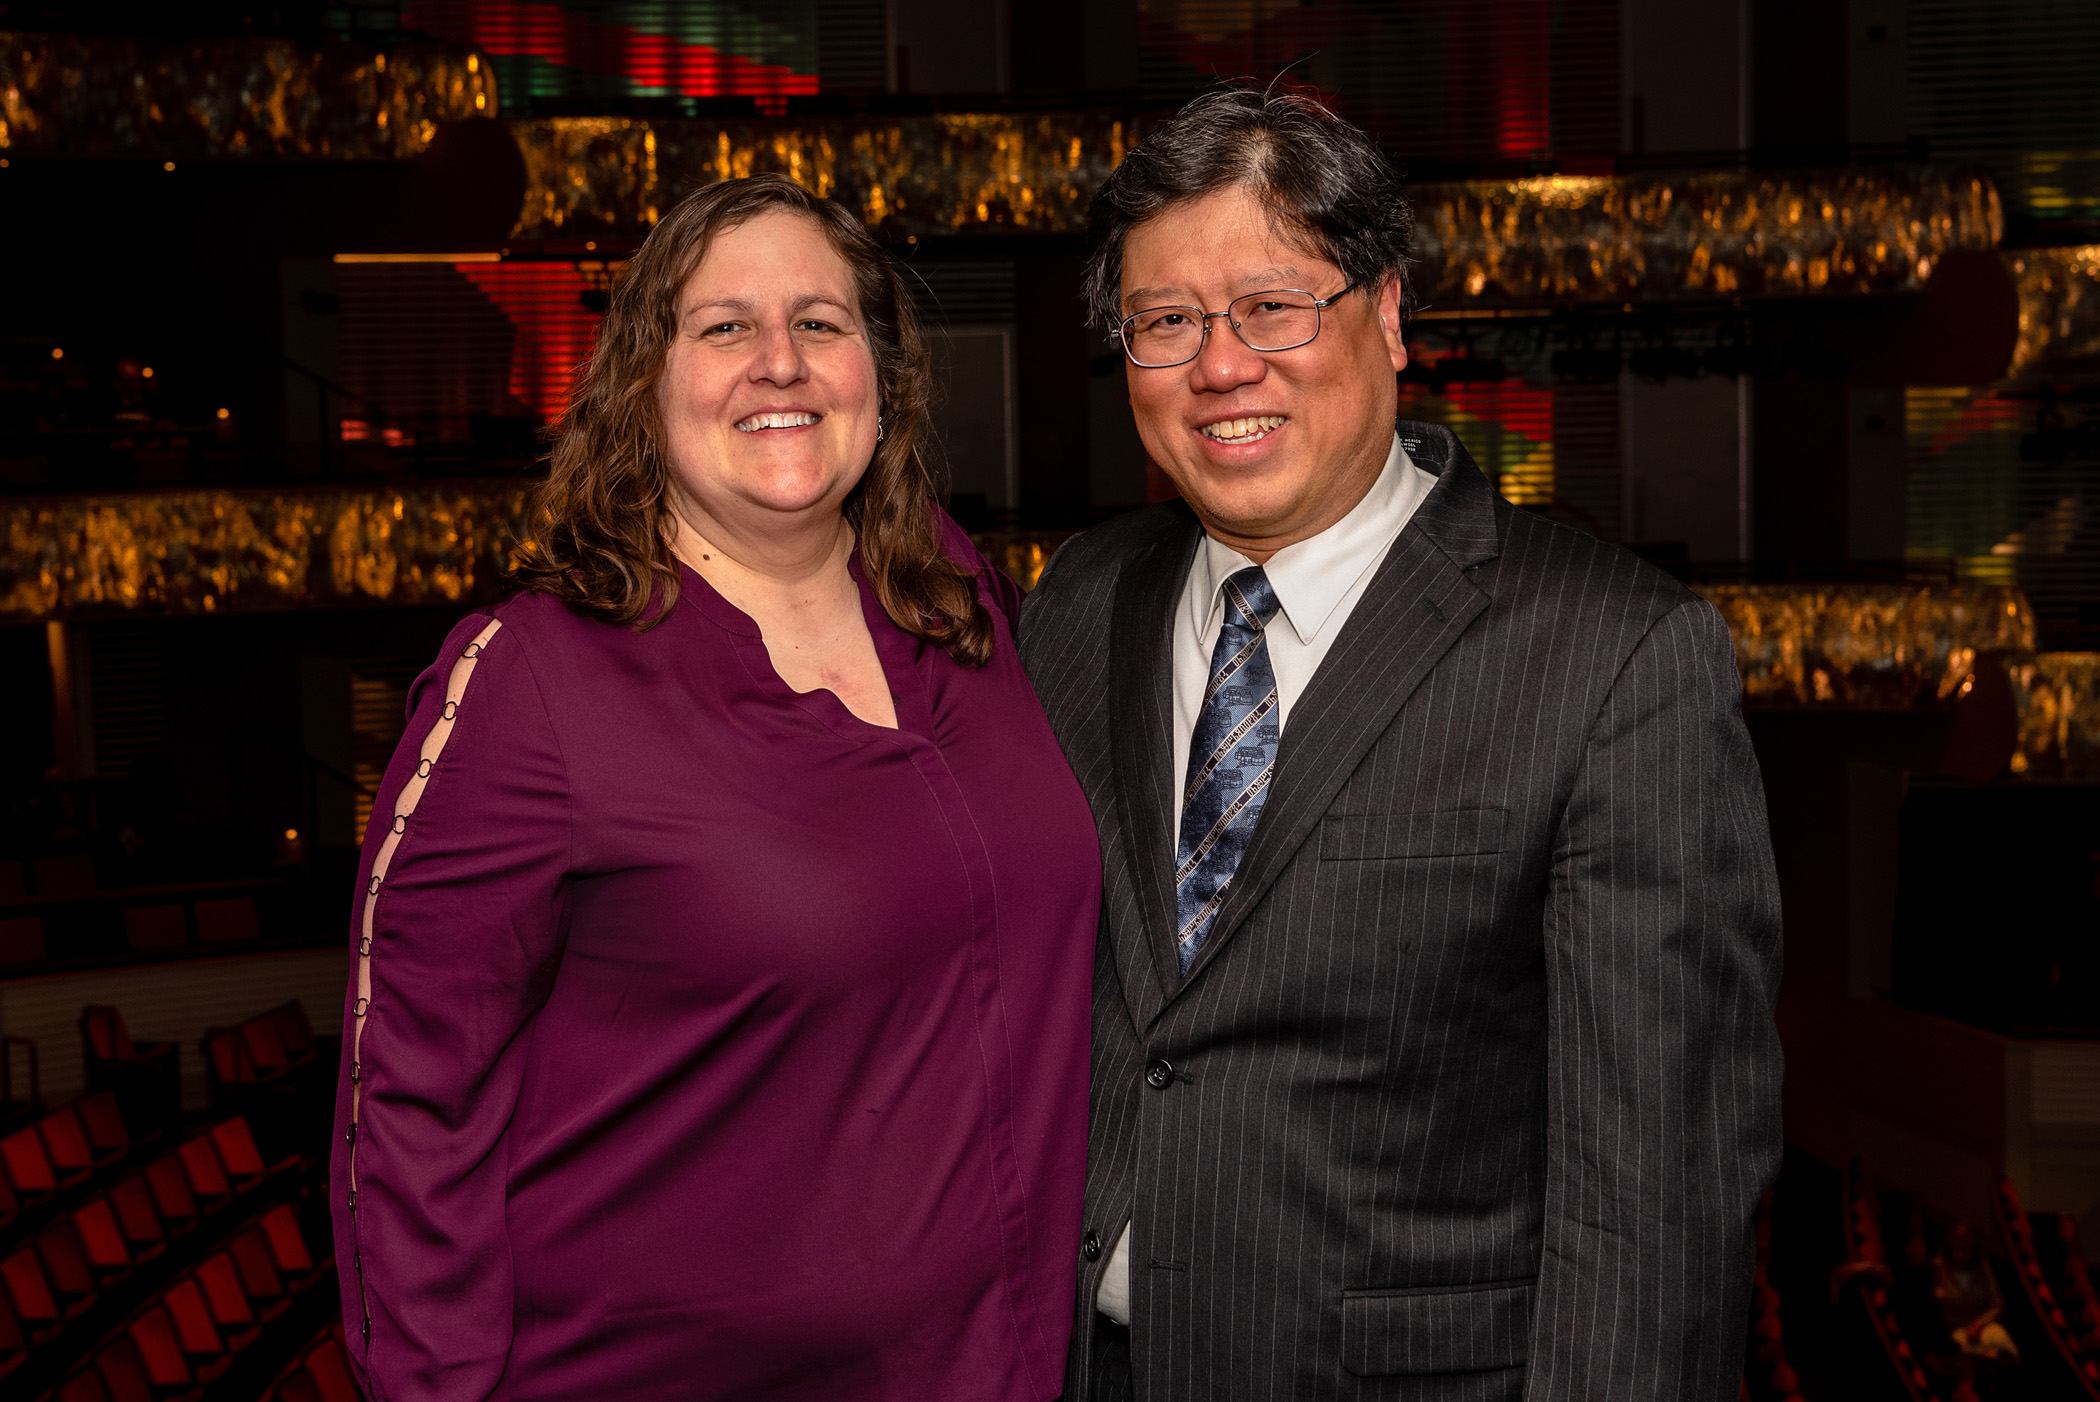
xmin=666 ymin=495 xmax=856 ymax=618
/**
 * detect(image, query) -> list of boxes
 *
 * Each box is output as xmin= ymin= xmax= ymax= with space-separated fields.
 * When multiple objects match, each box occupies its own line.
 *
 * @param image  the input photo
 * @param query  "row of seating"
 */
xmin=1745 ymin=1187 xmax=1806 ymax=1402
xmin=0 ymin=1115 xmax=276 ymax=1385
xmin=48 ymin=1197 xmax=322 ymax=1402
xmin=262 ymin=1318 xmax=358 ymax=1402
xmin=1994 ymin=1180 xmax=2100 ymax=1397
xmin=80 ymin=1007 xmax=179 ymax=1140
xmin=2 ymin=896 xmax=267 ymax=967
xmin=1 ymin=1092 xmax=132 ymax=1231
xmin=1836 ymin=1159 xmax=1946 ymax=1402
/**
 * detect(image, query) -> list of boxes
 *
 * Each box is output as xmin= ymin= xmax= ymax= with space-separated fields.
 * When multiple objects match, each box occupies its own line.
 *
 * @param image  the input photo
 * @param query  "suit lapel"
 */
xmin=1107 ymin=508 xmax=1204 ymax=1024
xmin=1174 ymin=424 xmax=1504 ymax=993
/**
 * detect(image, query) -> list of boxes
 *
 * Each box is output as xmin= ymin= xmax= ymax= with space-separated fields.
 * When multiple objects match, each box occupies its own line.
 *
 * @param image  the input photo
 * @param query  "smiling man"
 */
xmin=1018 ymin=89 xmax=1784 ymax=1402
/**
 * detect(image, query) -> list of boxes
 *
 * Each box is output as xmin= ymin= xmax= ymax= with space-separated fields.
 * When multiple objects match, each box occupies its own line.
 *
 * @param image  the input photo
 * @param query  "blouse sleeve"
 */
xmin=328 ymin=610 xmax=572 ymax=1402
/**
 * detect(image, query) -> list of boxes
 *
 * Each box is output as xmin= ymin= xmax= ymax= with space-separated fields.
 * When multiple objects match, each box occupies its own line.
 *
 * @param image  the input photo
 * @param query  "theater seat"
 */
xmin=72 ymin=1197 xmax=132 ymax=1275
xmin=260 ymin=1203 xmax=316 ymax=1277
xmin=75 ymin=1091 xmax=130 ymax=1164
xmin=125 ymin=1306 xmax=192 ymax=1388
xmin=175 ymin=1134 xmax=232 ymax=1209
xmin=107 ymin=1176 xmax=166 ymax=1256
xmin=0 ymin=1248 xmax=61 ymax=1340
xmin=37 ymin=1107 xmax=96 ymax=1185
xmin=142 ymin=1156 xmax=199 ymax=1234
xmin=56 ymin=1370 xmax=109 ymax=1402
xmin=162 ymin=1277 xmax=227 ymax=1373
xmin=36 ymin=1219 xmax=98 ymax=1315
xmin=195 ymin=1252 xmax=257 ymax=1338
xmin=94 ymin=1337 xmax=157 ymax=1402
xmin=275 ymin=1373 xmax=324 ymax=1402
xmin=79 ymin=1007 xmax=178 ymax=1137
xmin=0 ymin=1126 xmax=57 ymax=1200
xmin=210 ymin=1117 xmax=268 ymax=1189
xmin=304 ymin=1336 xmax=360 ymax=1402
xmin=228 ymin=1227 xmax=287 ymax=1314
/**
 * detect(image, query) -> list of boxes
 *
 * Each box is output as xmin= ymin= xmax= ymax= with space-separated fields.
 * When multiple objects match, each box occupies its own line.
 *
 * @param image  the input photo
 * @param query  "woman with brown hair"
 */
xmin=328 ymin=175 xmax=1099 ymax=1400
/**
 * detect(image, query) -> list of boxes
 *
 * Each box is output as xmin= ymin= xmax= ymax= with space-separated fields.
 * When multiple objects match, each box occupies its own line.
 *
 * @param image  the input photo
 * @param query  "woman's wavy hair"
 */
xmin=510 ymin=174 xmax=993 ymax=666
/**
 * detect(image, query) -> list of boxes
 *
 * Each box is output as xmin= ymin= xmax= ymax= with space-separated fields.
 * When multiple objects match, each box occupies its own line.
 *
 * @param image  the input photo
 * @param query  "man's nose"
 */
xmin=1186 ymin=316 xmax=1268 ymax=393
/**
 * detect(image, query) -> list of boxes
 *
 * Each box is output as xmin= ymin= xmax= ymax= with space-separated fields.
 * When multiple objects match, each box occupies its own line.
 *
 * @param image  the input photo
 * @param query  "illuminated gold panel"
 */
xmin=0 ymin=33 xmax=492 ymax=160
xmin=2008 ymin=653 xmax=2100 ymax=780
xmin=508 ymin=115 xmax=1133 ymax=240
xmin=0 ymin=486 xmax=533 ymax=620
xmin=1696 ymin=582 xmax=2035 ymax=708
xmin=1412 ymin=169 xmax=2003 ymax=306
xmin=2006 ymin=245 xmax=2100 ymax=379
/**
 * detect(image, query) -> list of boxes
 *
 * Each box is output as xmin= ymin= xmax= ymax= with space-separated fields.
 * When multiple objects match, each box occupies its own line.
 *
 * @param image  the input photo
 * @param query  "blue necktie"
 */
xmin=1175 ymin=566 xmax=1283 ymax=975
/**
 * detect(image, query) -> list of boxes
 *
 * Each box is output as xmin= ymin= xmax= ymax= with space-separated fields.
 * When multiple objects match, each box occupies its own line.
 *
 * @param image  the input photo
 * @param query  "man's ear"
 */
xmin=1377 ymin=274 xmax=1408 ymax=372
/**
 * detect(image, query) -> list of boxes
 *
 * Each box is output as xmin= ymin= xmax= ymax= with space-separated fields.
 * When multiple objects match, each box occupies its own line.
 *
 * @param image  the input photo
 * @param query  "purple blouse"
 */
xmin=329 ymin=522 xmax=1100 ymax=1401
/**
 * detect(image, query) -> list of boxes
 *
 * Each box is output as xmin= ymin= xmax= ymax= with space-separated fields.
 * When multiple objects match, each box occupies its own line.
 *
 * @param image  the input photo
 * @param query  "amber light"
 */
xmin=215 ymin=407 xmax=230 ymax=420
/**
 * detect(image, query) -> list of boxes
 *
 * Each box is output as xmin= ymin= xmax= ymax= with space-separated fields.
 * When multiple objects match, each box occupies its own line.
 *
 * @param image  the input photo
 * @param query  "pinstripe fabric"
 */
xmin=1019 ymin=423 xmax=1783 ymax=1402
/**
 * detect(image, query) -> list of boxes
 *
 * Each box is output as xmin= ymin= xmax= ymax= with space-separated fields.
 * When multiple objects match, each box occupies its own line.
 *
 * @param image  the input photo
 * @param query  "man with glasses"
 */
xmin=1019 ymin=87 xmax=1782 ymax=1402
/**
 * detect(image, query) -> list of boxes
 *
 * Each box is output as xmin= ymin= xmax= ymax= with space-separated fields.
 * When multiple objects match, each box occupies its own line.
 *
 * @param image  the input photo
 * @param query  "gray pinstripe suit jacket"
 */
xmin=1018 ymin=423 xmax=1783 ymax=1402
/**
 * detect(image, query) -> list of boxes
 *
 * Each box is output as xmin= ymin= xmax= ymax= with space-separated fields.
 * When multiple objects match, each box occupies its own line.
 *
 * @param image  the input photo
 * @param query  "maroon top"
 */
xmin=329 ymin=521 xmax=1100 ymax=1401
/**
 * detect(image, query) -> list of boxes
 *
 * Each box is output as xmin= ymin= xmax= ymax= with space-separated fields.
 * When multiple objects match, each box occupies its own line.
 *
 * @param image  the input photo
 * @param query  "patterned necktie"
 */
xmin=1175 ymin=566 xmax=1283 ymax=975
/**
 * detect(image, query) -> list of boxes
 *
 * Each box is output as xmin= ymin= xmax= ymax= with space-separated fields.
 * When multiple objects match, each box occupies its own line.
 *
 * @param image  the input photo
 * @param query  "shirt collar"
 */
xmin=1192 ymin=434 xmax=1429 ymax=646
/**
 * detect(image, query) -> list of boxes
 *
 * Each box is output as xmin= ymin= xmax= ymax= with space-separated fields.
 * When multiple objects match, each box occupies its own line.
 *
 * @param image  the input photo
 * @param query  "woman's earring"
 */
xmin=876 ymin=415 xmax=885 ymax=443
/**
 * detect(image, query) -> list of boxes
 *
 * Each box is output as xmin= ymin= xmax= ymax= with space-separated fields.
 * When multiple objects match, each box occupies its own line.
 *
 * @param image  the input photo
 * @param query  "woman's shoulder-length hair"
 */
xmin=509 ymin=173 xmax=994 ymax=667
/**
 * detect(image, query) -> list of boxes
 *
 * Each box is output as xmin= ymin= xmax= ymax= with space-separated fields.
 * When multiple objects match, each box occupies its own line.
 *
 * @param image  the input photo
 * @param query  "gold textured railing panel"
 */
xmin=0 ymin=33 xmax=493 ymax=159
xmin=508 ymin=115 xmax=1134 ymax=240
xmin=1697 ymin=582 xmax=2035 ymax=708
xmin=1412 ymin=168 xmax=2002 ymax=306
xmin=0 ymin=486 xmax=533 ymax=621
xmin=2008 ymin=653 xmax=2100 ymax=780
xmin=2007 ymin=245 xmax=2100 ymax=379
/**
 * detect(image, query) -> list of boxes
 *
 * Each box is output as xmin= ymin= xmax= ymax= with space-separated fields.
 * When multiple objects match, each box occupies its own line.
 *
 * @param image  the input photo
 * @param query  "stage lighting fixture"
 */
xmin=162 ymin=161 xmax=175 ymax=172
xmin=142 ymin=367 xmax=154 ymax=379
xmin=215 ymin=408 xmax=230 ymax=420
xmin=49 ymin=347 xmax=62 ymax=360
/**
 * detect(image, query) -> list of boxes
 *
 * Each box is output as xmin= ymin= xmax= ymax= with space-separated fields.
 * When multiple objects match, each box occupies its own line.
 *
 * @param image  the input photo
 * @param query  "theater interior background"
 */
xmin=0 ymin=1 xmax=2098 ymax=1398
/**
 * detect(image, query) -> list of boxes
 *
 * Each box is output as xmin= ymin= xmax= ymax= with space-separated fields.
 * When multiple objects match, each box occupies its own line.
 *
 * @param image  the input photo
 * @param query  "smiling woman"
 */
xmin=330 ymin=174 xmax=1101 ymax=1402
xmin=513 ymin=174 xmax=992 ymax=668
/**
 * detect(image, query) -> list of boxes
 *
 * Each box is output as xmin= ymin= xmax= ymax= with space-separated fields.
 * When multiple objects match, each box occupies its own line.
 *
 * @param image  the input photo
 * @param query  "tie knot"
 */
xmin=1222 ymin=566 xmax=1281 ymax=631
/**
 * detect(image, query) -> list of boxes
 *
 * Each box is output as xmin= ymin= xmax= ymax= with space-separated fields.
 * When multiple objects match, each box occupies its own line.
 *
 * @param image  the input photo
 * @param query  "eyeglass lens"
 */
xmin=1122 ymin=290 xmax=1327 ymax=367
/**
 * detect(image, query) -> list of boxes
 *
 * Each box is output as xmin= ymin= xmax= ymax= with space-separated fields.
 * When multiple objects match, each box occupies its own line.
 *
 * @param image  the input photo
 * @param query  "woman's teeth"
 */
xmin=735 ymin=411 xmax=821 ymax=432
xmin=1200 ymin=415 xmax=1286 ymax=444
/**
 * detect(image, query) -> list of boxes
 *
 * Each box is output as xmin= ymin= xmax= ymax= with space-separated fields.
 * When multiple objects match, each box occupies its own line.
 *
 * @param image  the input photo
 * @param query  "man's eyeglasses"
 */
xmin=1114 ymin=281 xmax=1362 ymax=369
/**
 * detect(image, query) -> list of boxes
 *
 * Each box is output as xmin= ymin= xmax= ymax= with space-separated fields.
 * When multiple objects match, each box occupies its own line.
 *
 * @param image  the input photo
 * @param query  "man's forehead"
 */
xmin=1123 ymin=266 xmax=1306 ymax=309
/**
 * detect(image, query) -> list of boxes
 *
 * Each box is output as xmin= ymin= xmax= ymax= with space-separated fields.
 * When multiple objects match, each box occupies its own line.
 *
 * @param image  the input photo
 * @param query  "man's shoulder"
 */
xmin=1026 ymin=502 xmax=1191 ymax=614
xmin=1487 ymin=501 xmax=1702 ymax=630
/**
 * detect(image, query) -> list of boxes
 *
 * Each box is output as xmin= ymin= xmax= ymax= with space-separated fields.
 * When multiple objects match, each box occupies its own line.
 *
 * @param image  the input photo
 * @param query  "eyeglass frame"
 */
xmin=1113 ymin=279 xmax=1365 ymax=369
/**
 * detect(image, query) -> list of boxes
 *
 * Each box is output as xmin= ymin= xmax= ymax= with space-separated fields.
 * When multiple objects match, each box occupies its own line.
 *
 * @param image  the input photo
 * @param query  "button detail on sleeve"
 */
xmin=1145 ymin=1059 xmax=1175 ymax=1089
xmin=1083 ymin=1230 xmax=1101 ymax=1262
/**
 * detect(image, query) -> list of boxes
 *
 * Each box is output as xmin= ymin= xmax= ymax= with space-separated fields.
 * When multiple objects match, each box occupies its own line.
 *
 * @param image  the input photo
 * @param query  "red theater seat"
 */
xmin=242 ymin=1017 xmax=291 ymax=1079
xmin=75 ymin=1092 xmax=130 ymax=1162
xmin=304 ymin=1337 xmax=360 ymax=1402
xmin=56 ymin=1370 xmax=109 ymax=1402
xmin=162 ymin=1277 xmax=225 ymax=1360
xmin=38 ymin=1107 xmax=96 ymax=1183
xmin=107 ymin=1176 xmax=165 ymax=1253
xmin=0 ymin=1249 xmax=60 ymax=1335
xmin=72 ymin=1197 xmax=131 ymax=1273
xmin=125 ymin=1306 xmax=191 ymax=1387
xmin=0 ymin=1282 xmax=25 ymax=1357
xmin=272 ymin=1002 xmax=319 ymax=1060
xmin=36 ymin=1220 xmax=97 ymax=1311
xmin=260 ymin=1203 xmax=315 ymax=1275
xmin=0 ymin=1127 xmax=57 ymax=1198
xmin=142 ymin=1156 xmax=199 ymax=1231
xmin=176 ymin=1135 xmax=232 ymax=1207
xmin=195 ymin=1253 xmax=255 ymax=1330
xmin=229 ymin=1228 xmax=286 ymax=1310
xmin=94 ymin=1337 xmax=157 ymax=1402
xmin=210 ymin=1118 xmax=267 ymax=1188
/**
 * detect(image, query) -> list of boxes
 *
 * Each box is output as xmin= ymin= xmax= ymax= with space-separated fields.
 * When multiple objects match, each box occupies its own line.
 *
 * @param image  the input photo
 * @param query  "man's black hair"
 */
xmin=1082 ymin=86 xmax=1416 ymax=333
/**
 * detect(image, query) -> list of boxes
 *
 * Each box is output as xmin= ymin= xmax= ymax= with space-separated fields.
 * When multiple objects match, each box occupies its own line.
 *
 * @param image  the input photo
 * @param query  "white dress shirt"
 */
xmin=1096 ymin=433 xmax=1435 ymax=1325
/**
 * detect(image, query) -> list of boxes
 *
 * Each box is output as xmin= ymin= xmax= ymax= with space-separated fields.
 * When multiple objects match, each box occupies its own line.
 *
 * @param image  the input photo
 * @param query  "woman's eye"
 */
xmin=795 ymin=320 xmax=842 ymax=335
xmin=701 ymin=321 xmax=747 ymax=337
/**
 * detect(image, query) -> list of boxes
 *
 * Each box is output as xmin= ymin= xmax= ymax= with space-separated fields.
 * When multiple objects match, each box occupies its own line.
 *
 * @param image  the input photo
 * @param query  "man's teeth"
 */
xmin=1200 ymin=415 xmax=1286 ymax=442
xmin=735 ymin=411 xmax=821 ymax=432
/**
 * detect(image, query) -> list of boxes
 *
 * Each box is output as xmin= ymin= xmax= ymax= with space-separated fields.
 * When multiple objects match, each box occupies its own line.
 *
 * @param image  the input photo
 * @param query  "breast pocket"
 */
xmin=1319 ymin=808 xmax=1508 ymax=862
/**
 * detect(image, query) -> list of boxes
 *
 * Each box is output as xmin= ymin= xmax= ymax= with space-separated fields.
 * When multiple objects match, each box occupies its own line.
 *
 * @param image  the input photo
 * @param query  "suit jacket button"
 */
xmin=1145 ymin=1059 xmax=1175 ymax=1089
xmin=1083 ymin=1230 xmax=1101 ymax=1262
